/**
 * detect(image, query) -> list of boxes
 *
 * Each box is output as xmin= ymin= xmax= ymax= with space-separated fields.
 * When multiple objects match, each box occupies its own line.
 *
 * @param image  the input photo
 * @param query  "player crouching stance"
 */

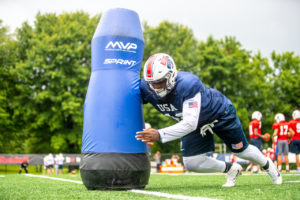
xmin=136 ymin=53 xmax=282 ymax=187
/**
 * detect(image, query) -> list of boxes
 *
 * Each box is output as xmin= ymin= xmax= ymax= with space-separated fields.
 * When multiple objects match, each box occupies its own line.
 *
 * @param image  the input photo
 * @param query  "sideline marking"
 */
xmin=0 ymin=175 xmax=5 ymax=177
xmin=156 ymin=172 xmax=300 ymax=176
xmin=285 ymin=180 xmax=300 ymax=183
xmin=130 ymin=189 xmax=220 ymax=200
xmin=25 ymin=174 xmax=220 ymax=200
xmin=25 ymin=174 xmax=83 ymax=184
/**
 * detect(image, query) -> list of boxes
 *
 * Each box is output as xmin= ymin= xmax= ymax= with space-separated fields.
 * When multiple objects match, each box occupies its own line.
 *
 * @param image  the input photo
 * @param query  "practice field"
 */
xmin=0 ymin=173 xmax=299 ymax=200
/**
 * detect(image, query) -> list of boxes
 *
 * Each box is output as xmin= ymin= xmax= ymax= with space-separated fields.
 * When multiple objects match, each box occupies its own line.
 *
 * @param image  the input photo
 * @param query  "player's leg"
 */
xmin=214 ymin=104 xmax=282 ymax=184
xmin=277 ymin=141 xmax=284 ymax=171
xmin=182 ymin=129 xmax=241 ymax=187
xmin=250 ymin=138 xmax=262 ymax=173
xmin=290 ymin=140 xmax=300 ymax=172
xmin=283 ymin=141 xmax=289 ymax=172
xmin=296 ymin=154 xmax=300 ymax=172
xmin=183 ymin=154 xmax=226 ymax=173
xmin=183 ymin=154 xmax=242 ymax=187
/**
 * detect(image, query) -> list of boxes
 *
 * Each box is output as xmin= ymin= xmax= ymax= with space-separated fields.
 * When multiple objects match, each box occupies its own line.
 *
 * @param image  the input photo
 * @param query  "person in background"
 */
xmin=248 ymin=111 xmax=265 ymax=173
xmin=43 ymin=154 xmax=48 ymax=175
xmin=153 ymin=151 xmax=161 ymax=173
xmin=288 ymin=110 xmax=300 ymax=172
xmin=145 ymin=123 xmax=153 ymax=156
xmin=18 ymin=158 xmax=29 ymax=174
xmin=45 ymin=153 xmax=55 ymax=175
xmin=55 ymin=153 xmax=64 ymax=175
xmin=272 ymin=113 xmax=290 ymax=172
xmin=136 ymin=53 xmax=282 ymax=187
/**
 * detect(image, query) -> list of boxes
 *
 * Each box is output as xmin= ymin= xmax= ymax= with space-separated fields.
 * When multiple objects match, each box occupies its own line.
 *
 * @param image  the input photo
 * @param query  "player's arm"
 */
xmin=254 ymin=127 xmax=264 ymax=139
xmin=288 ymin=127 xmax=295 ymax=138
xmin=272 ymin=129 xmax=278 ymax=141
xmin=136 ymin=92 xmax=201 ymax=143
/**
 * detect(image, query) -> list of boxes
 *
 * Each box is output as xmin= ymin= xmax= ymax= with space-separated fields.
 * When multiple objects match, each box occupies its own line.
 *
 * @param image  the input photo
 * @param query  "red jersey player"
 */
xmin=248 ymin=111 xmax=265 ymax=173
xmin=272 ymin=113 xmax=290 ymax=172
xmin=288 ymin=110 xmax=300 ymax=172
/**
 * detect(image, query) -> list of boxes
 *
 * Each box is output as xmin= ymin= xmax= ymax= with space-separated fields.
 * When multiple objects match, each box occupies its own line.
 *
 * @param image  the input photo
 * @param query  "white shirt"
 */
xmin=55 ymin=155 xmax=64 ymax=165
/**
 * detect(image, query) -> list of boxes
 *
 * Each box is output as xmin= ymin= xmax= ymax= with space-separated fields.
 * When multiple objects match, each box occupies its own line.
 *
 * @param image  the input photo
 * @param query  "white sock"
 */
xmin=286 ymin=165 xmax=289 ymax=170
xmin=183 ymin=154 xmax=226 ymax=173
xmin=278 ymin=165 xmax=282 ymax=171
xmin=235 ymin=144 xmax=267 ymax=166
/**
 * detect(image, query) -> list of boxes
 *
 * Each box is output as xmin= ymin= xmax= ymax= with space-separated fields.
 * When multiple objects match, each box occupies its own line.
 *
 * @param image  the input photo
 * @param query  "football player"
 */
xmin=288 ymin=110 xmax=300 ymax=172
xmin=272 ymin=113 xmax=290 ymax=172
xmin=136 ymin=53 xmax=282 ymax=187
xmin=248 ymin=111 xmax=265 ymax=173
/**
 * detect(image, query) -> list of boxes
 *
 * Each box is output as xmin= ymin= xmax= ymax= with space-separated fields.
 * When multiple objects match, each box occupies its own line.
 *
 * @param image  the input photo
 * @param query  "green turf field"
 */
xmin=0 ymin=172 xmax=299 ymax=200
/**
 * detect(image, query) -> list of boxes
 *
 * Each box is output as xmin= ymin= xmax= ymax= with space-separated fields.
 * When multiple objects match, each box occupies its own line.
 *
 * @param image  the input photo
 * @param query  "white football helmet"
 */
xmin=143 ymin=53 xmax=177 ymax=98
xmin=252 ymin=111 xmax=262 ymax=121
xmin=292 ymin=110 xmax=300 ymax=120
xmin=274 ymin=113 xmax=285 ymax=123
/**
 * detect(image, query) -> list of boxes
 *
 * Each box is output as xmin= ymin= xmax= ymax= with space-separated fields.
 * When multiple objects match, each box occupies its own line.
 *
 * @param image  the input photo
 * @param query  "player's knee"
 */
xmin=183 ymin=154 xmax=207 ymax=171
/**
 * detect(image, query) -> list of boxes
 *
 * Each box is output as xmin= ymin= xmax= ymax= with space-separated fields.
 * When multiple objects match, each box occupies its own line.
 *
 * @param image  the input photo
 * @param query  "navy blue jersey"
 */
xmin=140 ymin=71 xmax=235 ymax=156
xmin=140 ymin=71 xmax=232 ymax=126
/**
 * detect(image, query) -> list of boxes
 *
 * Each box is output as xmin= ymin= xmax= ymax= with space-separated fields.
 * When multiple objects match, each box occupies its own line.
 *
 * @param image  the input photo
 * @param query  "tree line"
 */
xmin=0 ymin=11 xmax=299 ymax=154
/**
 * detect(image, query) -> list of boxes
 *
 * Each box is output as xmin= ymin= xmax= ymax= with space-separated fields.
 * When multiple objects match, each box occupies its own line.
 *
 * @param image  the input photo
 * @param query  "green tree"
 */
xmin=0 ymin=20 xmax=26 ymax=153
xmin=13 ymin=12 xmax=100 ymax=153
xmin=271 ymin=51 xmax=300 ymax=118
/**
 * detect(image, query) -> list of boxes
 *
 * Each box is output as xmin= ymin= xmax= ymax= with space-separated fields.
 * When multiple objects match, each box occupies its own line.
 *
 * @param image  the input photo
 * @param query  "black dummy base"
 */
xmin=80 ymin=153 xmax=150 ymax=190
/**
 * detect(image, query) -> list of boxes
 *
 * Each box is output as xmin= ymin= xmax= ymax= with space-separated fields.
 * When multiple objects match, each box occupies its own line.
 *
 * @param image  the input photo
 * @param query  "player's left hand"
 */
xmin=136 ymin=128 xmax=159 ymax=143
xmin=200 ymin=120 xmax=218 ymax=137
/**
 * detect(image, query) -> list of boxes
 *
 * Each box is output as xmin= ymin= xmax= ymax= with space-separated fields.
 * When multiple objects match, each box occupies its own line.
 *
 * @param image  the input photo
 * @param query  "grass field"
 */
xmin=0 ymin=172 xmax=299 ymax=200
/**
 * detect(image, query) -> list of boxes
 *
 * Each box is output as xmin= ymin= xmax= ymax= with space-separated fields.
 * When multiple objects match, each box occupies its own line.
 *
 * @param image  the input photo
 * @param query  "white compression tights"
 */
xmin=235 ymin=144 xmax=268 ymax=166
xmin=183 ymin=145 xmax=268 ymax=173
xmin=183 ymin=154 xmax=226 ymax=173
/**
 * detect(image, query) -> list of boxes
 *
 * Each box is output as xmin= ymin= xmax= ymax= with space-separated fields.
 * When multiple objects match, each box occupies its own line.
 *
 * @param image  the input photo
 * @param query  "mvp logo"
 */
xmin=105 ymin=41 xmax=137 ymax=53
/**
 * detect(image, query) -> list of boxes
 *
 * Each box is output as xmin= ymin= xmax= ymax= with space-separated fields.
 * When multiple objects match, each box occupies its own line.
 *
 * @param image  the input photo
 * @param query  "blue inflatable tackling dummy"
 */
xmin=80 ymin=8 xmax=150 ymax=190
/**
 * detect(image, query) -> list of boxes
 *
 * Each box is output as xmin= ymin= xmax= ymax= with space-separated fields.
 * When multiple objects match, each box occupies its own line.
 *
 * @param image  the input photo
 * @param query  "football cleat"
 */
xmin=265 ymin=158 xmax=282 ymax=184
xmin=223 ymin=163 xmax=242 ymax=187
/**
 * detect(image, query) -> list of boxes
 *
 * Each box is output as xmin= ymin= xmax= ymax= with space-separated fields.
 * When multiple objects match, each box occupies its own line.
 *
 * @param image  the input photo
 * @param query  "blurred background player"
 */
xmin=153 ymin=151 xmax=161 ymax=173
xmin=272 ymin=113 xmax=290 ymax=172
xmin=145 ymin=122 xmax=153 ymax=156
xmin=288 ymin=110 xmax=300 ymax=172
xmin=55 ymin=153 xmax=64 ymax=175
xmin=45 ymin=153 xmax=55 ymax=175
xmin=248 ymin=111 xmax=265 ymax=173
xmin=18 ymin=158 xmax=29 ymax=174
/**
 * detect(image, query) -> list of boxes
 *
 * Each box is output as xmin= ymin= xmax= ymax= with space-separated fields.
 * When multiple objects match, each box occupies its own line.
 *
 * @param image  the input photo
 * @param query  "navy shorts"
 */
xmin=251 ymin=138 xmax=262 ymax=151
xmin=46 ymin=164 xmax=54 ymax=169
xmin=290 ymin=140 xmax=300 ymax=154
xmin=213 ymin=104 xmax=249 ymax=153
xmin=181 ymin=104 xmax=248 ymax=157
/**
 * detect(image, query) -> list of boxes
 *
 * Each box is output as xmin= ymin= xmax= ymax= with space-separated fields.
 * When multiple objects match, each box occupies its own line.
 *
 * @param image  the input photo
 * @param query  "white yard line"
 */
xmin=25 ymin=174 xmax=83 ymax=184
xmin=284 ymin=180 xmax=300 ymax=183
xmin=155 ymin=172 xmax=300 ymax=176
xmin=0 ymin=175 xmax=5 ymax=177
xmin=24 ymin=174 xmax=220 ymax=200
xmin=130 ymin=189 xmax=220 ymax=200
